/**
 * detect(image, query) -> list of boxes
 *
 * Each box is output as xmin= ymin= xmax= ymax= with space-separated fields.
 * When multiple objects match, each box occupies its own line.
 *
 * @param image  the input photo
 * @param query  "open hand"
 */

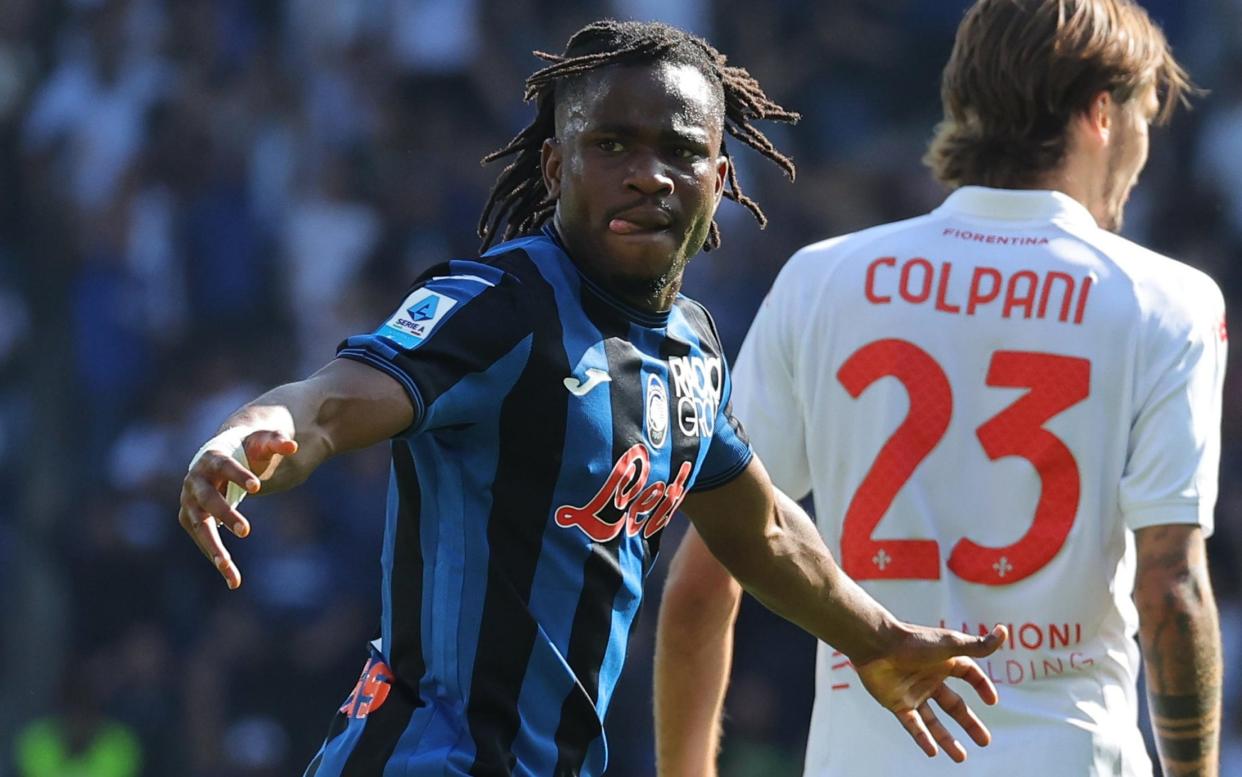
xmin=855 ymin=624 xmax=1007 ymax=762
xmin=178 ymin=431 xmax=298 ymax=589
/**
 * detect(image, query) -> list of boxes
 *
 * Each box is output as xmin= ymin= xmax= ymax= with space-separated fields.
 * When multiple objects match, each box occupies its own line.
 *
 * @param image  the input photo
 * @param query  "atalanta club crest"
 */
xmin=645 ymin=373 xmax=668 ymax=449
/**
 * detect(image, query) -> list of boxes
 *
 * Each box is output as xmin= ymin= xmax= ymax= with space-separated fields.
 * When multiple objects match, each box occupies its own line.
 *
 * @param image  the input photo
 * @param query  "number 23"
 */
xmin=837 ymin=339 xmax=1090 ymax=585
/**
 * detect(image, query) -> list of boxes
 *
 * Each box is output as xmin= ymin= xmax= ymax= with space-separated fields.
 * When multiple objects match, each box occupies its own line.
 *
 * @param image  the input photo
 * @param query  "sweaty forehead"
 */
xmin=554 ymin=61 xmax=725 ymax=139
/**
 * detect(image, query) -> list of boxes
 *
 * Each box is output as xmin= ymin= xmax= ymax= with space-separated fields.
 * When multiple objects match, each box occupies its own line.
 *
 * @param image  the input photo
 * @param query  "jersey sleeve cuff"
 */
xmin=690 ymin=447 xmax=755 ymax=493
xmin=1123 ymin=500 xmax=1214 ymax=537
xmin=336 ymin=344 xmax=427 ymax=436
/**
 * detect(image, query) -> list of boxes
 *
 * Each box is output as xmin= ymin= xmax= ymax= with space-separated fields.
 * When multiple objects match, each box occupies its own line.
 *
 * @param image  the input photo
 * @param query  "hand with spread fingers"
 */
xmin=855 ymin=624 xmax=1007 ymax=762
xmin=178 ymin=429 xmax=298 ymax=590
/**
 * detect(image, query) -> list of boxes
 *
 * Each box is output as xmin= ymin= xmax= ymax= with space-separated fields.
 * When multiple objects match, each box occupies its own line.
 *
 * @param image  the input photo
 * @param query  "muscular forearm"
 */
xmin=216 ymin=359 xmax=413 ymax=493
xmin=696 ymin=489 xmax=899 ymax=664
xmin=654 ymin=529 xmax=742 ymax=777
xmin=1136 ymin=527 xmax=1222 ymax=777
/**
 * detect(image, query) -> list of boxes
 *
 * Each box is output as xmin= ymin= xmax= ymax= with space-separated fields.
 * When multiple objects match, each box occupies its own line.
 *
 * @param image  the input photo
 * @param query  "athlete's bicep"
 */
xmin=683 ymin=457 xmax=776 ymax=569
xmin=310 ymin=358 xmax=416 ymax=450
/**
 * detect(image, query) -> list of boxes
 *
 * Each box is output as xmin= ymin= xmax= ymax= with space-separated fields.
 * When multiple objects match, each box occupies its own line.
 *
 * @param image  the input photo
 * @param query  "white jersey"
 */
xmin=732 ymin=187 xmax=1227 ymax=777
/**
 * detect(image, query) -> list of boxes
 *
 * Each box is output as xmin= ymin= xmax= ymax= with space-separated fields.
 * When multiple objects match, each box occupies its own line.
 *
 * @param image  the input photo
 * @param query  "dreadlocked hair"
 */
xmin=477 ymin=19 xmax=799 ymax=252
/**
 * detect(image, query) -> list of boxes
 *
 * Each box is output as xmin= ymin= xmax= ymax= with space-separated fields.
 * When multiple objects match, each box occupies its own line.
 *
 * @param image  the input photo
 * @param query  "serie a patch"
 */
xmin=375 ymin=288 xmax=458 ymax=350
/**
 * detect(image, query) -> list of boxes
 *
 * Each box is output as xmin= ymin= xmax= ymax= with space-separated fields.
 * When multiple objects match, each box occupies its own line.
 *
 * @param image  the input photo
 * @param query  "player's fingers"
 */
xmin=188 ymin=475 xmax=251 ymax=538
xmin=246 ymin=431 xmax=298 ymax=460
xmin=181 ymin=501 xmax=241 ymax=589
xmin=933 ymin=684 xmax=990 ymax=747
xmin=949 ymin=657 xmax=1000 ymax=705
xmin=894 ymin=708 xmax=938 ymax=759
xmin=919 ymin=703 xmax=966 ymax=763
xmin=207 ymin=454 xmax=262 ymax=496
xmin=928 ymin=624 xmax=1007 ymax=661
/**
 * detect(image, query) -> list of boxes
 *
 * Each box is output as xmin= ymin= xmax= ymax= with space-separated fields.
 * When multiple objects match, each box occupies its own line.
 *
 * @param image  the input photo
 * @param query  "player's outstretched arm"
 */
xmin=681 ymin=456 xmax=1006 ymax=763
xmin=654 ymin=525 xmax=741 ymax=777
xmin=178 ymin=358 xmax=413 ymax=590
xmin=1135 ymin=524 xmax=1222 ymax=777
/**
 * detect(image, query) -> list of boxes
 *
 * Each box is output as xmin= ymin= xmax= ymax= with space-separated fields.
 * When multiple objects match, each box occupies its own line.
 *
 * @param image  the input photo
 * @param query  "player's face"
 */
xmin=1098 ymin=83 xmax=1158 ymax=232
xmin=542 ymin=62 xmax=728 ymax=309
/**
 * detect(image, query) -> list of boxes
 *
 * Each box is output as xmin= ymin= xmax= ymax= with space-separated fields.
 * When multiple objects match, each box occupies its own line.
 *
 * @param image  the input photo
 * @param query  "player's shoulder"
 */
xmin=774 ymin=213 xmax=941 ymax=292
xmin=671 ymin=295 xmax=725 ymax=356
xmin=1072 ymin=227 xmax=1224 ymax=326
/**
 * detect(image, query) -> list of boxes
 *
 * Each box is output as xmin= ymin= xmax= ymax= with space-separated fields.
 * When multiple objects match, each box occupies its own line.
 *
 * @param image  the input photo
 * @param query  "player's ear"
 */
xmin=1081 ymin=90 xmax=1113 ymax=148
xmin=541 ymin=138 xmax=563 ymax=199
xmin=713 ymin=153 xmax=728 ymax=206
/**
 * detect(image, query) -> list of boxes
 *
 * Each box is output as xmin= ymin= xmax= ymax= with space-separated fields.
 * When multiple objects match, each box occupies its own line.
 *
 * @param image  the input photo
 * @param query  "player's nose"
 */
xmin=623 ymin=152 xmax=674 ymax=196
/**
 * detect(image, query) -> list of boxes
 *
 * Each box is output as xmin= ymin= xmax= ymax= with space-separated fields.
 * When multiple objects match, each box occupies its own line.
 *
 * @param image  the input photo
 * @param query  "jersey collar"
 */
xmin=541 ymin=223 xmax=671 ymax=328
xmin=935 ymin=186 xmax=1098 ymax=229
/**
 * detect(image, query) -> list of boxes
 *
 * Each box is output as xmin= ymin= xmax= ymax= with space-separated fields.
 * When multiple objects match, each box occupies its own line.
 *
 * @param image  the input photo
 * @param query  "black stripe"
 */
xmin=466 ymin=251 xmax=570 ymax=776
xmin=340 ymin=684 xmax=419 ymax=776
xmin=388 ymin=441 xmax=428 ymax=695
xmin=388 ymin=269 xmax=530 ymax=412
xmin=336 ymin=443 xmax=426 ymax=774
xmin=648 ymin=333 xmax=698 ymax=560
xmin=551 ymin=301 xmax=639 ymax=774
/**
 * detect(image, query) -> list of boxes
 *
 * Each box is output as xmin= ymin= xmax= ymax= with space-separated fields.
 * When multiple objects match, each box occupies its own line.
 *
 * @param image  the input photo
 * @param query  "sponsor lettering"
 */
xmin=669 ymin=355 xmax=722 ymax=438
xmin=556 ymin=443 xmax=692 ymax=542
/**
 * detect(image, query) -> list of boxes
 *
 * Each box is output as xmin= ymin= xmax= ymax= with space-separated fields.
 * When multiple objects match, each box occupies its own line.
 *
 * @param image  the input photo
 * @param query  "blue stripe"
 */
xmin=506 ymin=236 xmax=607 ymax=774
xmin=380 ymin=464 xmax=400 ymax=660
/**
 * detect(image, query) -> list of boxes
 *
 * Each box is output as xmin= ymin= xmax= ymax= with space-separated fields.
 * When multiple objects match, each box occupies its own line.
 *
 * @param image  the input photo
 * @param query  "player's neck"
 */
xmin=1026 ymin=149 xmax=1107 ymax=226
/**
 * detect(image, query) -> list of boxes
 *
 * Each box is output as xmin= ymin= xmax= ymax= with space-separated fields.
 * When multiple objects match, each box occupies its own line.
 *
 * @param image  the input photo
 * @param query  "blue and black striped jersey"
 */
xmin=306 ymin=225 xmax=752 ymax=777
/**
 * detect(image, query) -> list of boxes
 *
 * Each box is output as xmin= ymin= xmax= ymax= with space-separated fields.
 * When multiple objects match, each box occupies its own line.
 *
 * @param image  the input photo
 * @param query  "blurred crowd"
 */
xmin=3 ymin=0 xmax=1242 ymax=775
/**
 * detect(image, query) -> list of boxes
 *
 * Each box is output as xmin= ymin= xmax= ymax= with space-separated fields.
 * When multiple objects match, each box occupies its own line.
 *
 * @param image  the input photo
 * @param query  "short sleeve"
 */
xmin=1120 ymin=280 xmax=1227 ymax=535
xmin=336 ymin=260 xmax=533 ymax=435
xmin=691 ymin=357 xmax=755 ymax=491
xmin=728 ymin=272 xmax=812 ymax=499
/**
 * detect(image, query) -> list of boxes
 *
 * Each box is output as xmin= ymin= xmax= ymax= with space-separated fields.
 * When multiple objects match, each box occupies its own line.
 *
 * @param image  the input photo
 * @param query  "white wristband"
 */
xmin=188 ymin=427 xmax=253 ymax=508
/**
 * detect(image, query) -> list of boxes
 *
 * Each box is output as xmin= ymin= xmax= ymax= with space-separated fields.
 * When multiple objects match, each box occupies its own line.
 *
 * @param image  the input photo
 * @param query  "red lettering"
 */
xmin=557 ymin=445 xmax=692 ymax=542
xmin=1003 ymin=270 xmax=1039 ymax=319
xmin=625 ymin=482 xmax=666 ymax=536
xmin=1073 ymin=275 xmax=1093 ymax=324
xmin=643 ymin=461 xmax=693 ymax=538
xmin=1048 ymin=623 xmax=1070 ymax=648
xmin=556 ymin=445 xmax=649 ymax=542
xmin=1005 ymin=660 xmax=1024 ymax=684
xmin=1038 ymin=272 xmax=1076 ymax=322
xmin=934 ymin=262 xmax=961 ymax=313
xmin=1018 ymin=622 xmax=1043 ymax=650
xmin=865 ymin=257 xmax=896 ymax=304
xmin=899 ymin=258 xmax=934 ymax=304
xmin=1070 ymin=652 xmax=1094 ymax=669
xmin=967 ymin=267 xmax=1003 ymax=314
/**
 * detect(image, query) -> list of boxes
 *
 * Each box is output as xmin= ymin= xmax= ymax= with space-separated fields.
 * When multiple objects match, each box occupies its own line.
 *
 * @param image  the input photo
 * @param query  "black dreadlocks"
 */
xmin=477 ymin=19 xmax=799 ymax=252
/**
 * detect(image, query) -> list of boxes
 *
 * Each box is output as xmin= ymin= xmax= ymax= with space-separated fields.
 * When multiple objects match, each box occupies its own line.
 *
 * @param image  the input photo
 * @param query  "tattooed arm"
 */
xmin=1134 ymin=525 xmax=1222 ymax=777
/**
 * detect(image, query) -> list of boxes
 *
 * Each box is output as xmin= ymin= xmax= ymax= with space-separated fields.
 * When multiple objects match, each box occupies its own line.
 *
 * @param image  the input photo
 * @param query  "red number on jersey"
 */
xmin=838 ymin=341 xmax=1090 ymax=585
xmin=837 ymin=340 xmax=948 ymax=580
xmin=948 ymin=352 xmax=1090 ymax=584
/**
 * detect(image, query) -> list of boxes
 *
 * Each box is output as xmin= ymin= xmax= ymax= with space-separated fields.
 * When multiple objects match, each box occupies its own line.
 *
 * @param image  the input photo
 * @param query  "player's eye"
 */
xmin=672 ymin=147 xmax=698 ymax=160
xmin=598 ymin=139 xmax=625 ymax=153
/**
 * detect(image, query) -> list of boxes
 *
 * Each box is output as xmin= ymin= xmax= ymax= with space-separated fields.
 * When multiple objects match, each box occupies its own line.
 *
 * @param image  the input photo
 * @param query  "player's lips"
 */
xmin=607 ymin=205 xmax=674 ymax=235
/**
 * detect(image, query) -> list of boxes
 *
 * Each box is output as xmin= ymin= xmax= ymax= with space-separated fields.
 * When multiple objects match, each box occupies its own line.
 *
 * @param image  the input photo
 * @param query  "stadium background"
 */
xmin=2 ymin=0 xmax=1241 ymax=774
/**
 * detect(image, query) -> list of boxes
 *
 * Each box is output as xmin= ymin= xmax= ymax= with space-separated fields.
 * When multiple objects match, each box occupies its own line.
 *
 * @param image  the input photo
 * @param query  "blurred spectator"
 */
xmin=13 ymin=671 xmax=142 ymax=777
xmin=4 ymin=1 xmax=1241 ymax=775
